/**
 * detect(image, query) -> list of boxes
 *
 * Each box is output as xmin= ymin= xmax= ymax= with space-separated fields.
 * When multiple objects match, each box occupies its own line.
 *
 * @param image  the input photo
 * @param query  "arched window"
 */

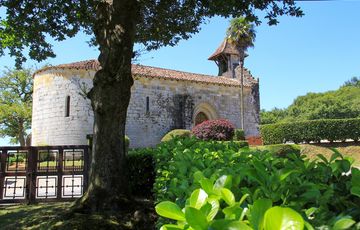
xmin=195 ymin=112 xmax=209 ymax=125
xmin=65 ymin=96 xmax=70 ymax=117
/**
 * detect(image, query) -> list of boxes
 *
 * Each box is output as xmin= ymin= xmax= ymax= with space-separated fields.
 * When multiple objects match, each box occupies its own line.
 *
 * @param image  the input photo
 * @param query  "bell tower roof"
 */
xmin=208 ymin=39 xmax=240 ymax=61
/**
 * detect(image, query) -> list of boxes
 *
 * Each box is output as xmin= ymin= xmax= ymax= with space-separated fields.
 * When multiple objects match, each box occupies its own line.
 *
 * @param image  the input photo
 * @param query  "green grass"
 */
xmin=252 ymin=143 xmax=360 ymax=168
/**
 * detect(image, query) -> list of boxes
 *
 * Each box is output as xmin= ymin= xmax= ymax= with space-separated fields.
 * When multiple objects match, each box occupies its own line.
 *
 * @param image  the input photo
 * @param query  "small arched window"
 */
xmin=65 ymin=96 xmax=70 ymax=117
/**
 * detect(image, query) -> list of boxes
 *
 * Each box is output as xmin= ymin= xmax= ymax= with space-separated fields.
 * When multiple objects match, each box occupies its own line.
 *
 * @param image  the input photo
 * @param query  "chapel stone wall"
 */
xmin=32 ymin=68 xmax=259 ymax=148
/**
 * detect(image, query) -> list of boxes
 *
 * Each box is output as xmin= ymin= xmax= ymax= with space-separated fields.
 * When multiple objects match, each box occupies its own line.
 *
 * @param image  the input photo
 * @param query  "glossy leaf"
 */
xmin=263 ymin=207 xmax=304 ymax=230
xmin=332 ymin=218 xmax=356 ymax=230
xmin=190 ymin=189 xmax=208 ymax=209
xmin=221 ymin=188 xmax=236 ymax=206
xmin=185 ymin=207 xmax=209 ymax=230
xmin=210 ymin=220 xmax=252 ymax=230
xmin=155 ymin=201 xmax=186 ymax=221
xmin=207 ymin=197 xmax=220 ymax=221
xmin=249 ymin=199 xmax=272 ymax=230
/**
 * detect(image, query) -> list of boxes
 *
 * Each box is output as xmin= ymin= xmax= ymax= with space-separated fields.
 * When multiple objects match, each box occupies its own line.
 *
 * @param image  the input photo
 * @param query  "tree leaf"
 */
xmin=190 ymin=189 xmax=208 ymax=209
xmin=160 ymin=224 xmax=184 ymax=230
xmin=221 ymin=188 xmax=235 ymax=206
xmin=249 ymin=199 xmax=272 ymax=230
xmin=214 ymin=175 xmax=232 ymax=193
xmin=155 ymin=201 xmax=185 ymax=221
xmin=210 ymin=220 xmax=252 ymax=230
xmin=206 ymin=197 xmax=220 ymax=221
xmin=185 ymin=207 xmax=209 ymax=230
xmin=200 ymin=178 xmax=215 ymax=195
xmin=332 ymin=218 xmax=356 ymax=230
xmin=263 ymin=206 xmax=304 ymax=230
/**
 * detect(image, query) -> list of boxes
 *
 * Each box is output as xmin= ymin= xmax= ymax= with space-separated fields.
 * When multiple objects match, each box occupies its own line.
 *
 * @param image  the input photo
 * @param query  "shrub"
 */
xmin=260 ymin=118 xmax=360 ymax=145
xmin=153 ymin=137 xmax=360 ymax=228
xmin=233 ymin=128 xmax=245 ymax=140
xmin=161 ymin=129 xmax=191 ymax=142
xmin=257 ymin=144 xmax=301 ymax=157
xmin=127 ymin=148 xmax=155 ymax=197
xmin=192 ymin=119 xmax=235 ymax=141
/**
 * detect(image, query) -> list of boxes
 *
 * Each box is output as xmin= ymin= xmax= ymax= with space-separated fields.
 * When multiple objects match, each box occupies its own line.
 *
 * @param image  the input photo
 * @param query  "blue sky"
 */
xmin=0 ymin=1 xmax=359 ymax=145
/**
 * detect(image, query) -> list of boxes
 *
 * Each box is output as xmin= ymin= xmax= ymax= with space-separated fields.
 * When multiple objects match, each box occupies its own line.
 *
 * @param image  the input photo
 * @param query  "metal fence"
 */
xmin=0 ymin=145 xmax=89 ymax=204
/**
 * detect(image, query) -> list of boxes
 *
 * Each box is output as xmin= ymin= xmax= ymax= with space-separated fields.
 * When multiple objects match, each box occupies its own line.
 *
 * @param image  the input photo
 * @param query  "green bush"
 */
xmin=233 ymin=129 xmax=245 ymax=140
xmin=161 ymin=129 xmax=191 ymax=142
xmin=260 ymin=118 xmax=360 ymax=145
xmin=125 ymin=135 xmax=130 ymax=150
xmin=127 ymin=148 xmax=155 ymax=197
xmin=257 ymin=144 xmax=301 ymax=157
xmin=152 ymin=137 xmax=360 ymax=228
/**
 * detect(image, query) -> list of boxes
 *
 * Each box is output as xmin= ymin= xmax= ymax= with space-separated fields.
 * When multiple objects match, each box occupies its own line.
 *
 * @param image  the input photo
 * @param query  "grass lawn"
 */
xmin=300 ymin=143 xmax=360 ymax=168
xmin=0 ymin=199 xmax=156 ymax=230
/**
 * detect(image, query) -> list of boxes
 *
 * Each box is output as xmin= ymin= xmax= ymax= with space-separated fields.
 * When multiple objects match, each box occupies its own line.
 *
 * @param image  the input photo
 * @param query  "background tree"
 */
xmin=226 ymin=17 xmax=256 ymax=129
xmin=0 ymin=68 xmax=33 ymax=146
xmin=261 ymin=77 xmax=360 ymax=124
xmin=0 ymin=0 xmax=303 ymax=211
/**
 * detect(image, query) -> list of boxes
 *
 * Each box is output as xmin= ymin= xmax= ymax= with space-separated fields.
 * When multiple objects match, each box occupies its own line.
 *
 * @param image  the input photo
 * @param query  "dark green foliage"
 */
xmin=343 ymin=76 xmax=360 ymax=88
xmin=233 ymin=129 xmax=245 ymax=141
xmin=261 ymin=80 xmax=360 ymax=124
xmin=127 ymin=148 xmax=155 ymax=198
xmin=258 ymin=144 xmax=301 ymax=157
xmin=161 ymin=129 xmax=191 ymax=142
xmin=152 ymin=138 xmax=360 ymax=227
xmin=0 ymin=1 xmax=303 ymax=67
xmin=260 ymin=118 xmax=360 ymax=145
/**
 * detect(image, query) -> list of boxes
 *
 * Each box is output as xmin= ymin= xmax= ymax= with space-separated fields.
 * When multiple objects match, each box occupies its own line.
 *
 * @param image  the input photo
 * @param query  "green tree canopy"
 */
xmin=0 ymin=68 xmax=33 ymax=146
xmin=261 ymin=77 xmax=360 ymax=124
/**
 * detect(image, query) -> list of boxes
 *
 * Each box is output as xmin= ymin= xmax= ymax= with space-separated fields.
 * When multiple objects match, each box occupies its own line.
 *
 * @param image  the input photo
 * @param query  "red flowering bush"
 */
xmin=192 ymin=119 xmax=235 ymax=141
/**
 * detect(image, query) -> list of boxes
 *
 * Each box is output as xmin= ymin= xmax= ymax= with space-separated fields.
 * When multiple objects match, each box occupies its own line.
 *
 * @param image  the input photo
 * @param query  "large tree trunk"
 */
xmin=76 ymin=0 xmax=139 ymax=211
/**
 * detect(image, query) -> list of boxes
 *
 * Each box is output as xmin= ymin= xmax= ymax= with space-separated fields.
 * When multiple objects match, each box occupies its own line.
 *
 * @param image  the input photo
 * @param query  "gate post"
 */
xmin=26 ymin=147 xmax=37 ymax=204
xmin=57 ymin=147 xmax=63 ymax=200
xmin=0 ymin=149 xmax=7 ymax=200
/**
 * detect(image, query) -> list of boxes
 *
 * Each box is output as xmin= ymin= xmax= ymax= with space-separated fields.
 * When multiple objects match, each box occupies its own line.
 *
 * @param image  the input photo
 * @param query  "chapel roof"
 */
xmin=208 ymin=39 xmax=240 ymax=60
xmin=34 ymin=59 xmax=258 ymax=87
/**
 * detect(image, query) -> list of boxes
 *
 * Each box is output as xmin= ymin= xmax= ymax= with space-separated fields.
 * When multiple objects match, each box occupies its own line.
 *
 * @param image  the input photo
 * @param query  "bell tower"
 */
xmin=208 ymin=39 xmax=246 ymax=78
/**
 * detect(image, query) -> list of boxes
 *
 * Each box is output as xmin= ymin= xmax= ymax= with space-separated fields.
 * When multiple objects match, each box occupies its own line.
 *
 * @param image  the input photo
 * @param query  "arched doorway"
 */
xmin=193 ymin=102 xmax=218 ymax=126
xmin=194 ymin=112 xmax=209 ymax=125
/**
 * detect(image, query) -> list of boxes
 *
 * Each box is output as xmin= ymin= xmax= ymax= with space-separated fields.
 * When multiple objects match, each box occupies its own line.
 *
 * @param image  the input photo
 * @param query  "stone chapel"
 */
xmin=31 ymin=40 xmax=260 ymax=148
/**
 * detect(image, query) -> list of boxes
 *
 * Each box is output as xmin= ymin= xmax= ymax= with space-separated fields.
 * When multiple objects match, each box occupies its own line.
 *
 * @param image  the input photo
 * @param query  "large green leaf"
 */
xmin=210 ymin=220 xmax=252 ymax=230
xmin=160 ymin=225 xmax=184 ymax=230
xmin=185 ymin=207 xmax=209 ymax=230
xmin=214 ymin=175 xmax=233 ymax=194
xmin=249 ymin=199 xmax=272 ymax=230
xmin=221 ymin=188 xmax=235 ymax=206
xmin=200 ymin=178 xmax=215 ymax=195
xmin=190 ymin=189 xmax=208 ymax=209
xmin=155 ymin=201 xmax=186 ymax=221
xmin=263 ymin=207 xmax=304 ymax=230
xmin=207 ymin=197 xmax=220 ymax=221
xmin=332 ymin=218 xmax=356 ymax=230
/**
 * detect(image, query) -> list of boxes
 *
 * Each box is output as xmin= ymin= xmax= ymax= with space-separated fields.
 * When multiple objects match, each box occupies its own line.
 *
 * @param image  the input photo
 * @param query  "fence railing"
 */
xmin=0 ymin=145 xmax=89 ymax=204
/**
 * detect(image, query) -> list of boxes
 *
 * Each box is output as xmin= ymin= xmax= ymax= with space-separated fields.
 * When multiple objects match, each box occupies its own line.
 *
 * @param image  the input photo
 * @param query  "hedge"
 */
xmin=161 ymin=129 xmax=191 ymax=142
xmin=260 ymin=118 xmax=360 ymax=145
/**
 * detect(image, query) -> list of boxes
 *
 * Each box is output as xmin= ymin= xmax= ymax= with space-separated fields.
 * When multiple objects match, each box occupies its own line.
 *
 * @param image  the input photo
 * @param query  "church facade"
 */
xmin=31 ymin=40 xmax=260 ymax=148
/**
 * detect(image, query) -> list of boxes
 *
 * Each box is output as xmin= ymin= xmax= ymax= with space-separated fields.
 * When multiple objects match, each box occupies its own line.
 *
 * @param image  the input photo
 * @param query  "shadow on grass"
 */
xmin=0 ymin=199 xmax=156 ymax=230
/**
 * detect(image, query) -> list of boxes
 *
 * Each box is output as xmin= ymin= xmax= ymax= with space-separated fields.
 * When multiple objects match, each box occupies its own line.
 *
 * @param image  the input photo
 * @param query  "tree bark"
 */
xmin=18 ymin=119 xmax=26 ymax=147
xmin=76 ymin=0 xmax=139 ymax=212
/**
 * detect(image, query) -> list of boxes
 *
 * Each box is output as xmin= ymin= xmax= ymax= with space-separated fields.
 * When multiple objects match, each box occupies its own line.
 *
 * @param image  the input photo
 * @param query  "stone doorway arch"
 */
xmin=193 ymin=102 xmax=218 ymax=126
